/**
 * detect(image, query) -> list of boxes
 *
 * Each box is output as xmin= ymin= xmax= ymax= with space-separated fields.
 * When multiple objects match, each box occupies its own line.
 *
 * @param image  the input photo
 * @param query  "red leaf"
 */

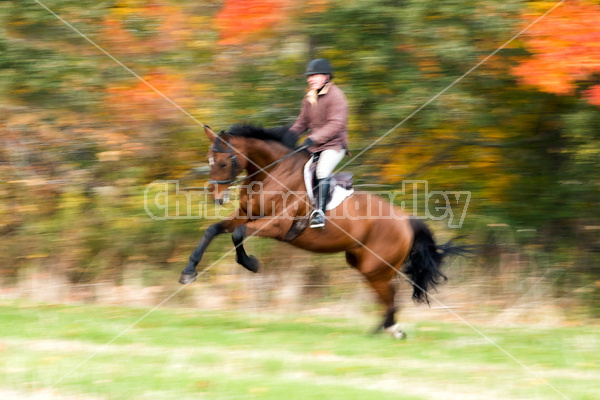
xmin=215 ymin=0 xmax=288 ymax=45
xmin=513 ymin=1 xmax=600 ymax=107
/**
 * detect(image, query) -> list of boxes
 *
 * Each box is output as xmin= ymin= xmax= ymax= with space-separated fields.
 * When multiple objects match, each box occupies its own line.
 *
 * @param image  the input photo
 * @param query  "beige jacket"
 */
xmin=290 ymin=82 xmax=349 ymax=154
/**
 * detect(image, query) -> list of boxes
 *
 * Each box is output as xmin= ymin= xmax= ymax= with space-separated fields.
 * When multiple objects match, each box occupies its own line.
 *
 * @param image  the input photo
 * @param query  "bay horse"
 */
xmin=180 ymin=124 xmax=459 ymax=338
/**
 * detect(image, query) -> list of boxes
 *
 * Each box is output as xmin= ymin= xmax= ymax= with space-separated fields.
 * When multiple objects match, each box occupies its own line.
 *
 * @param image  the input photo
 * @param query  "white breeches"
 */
xmin=313 ymin=149 xmax=345 ymax=179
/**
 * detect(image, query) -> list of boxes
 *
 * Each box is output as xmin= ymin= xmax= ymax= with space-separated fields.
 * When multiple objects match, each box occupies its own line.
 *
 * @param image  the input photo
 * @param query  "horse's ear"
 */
xmin=204 ymin=125 xmax=217 ymax=143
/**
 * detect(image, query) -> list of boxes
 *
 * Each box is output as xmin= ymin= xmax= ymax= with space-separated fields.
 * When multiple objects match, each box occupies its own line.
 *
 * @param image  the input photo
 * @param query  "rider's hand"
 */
xmin=302 ymin=137 xmax=314 ymax=148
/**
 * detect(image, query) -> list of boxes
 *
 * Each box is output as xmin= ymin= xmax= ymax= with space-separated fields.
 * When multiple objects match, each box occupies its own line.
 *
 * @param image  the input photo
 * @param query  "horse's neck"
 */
xmin=244 ymin=139 xmax=285 ymax=168
xmin=242 ymin=139 xmax=307 ymax=185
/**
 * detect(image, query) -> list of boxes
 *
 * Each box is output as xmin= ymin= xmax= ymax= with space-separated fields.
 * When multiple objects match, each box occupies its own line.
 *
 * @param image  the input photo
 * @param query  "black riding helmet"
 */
xmin=304 ymin=59 xmax=333 ymax=78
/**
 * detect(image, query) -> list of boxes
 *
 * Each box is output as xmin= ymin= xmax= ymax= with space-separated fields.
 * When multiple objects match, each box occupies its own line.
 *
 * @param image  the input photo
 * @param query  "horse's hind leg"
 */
xmin=358 ymin=257 xmax=406 ymax=339
xmin=368 ymin=277 xmax=403 ymax=338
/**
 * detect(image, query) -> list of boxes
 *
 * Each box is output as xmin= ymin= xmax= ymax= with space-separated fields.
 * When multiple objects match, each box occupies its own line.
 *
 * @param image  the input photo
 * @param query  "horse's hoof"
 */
xmin=245 ymin=255 xmax=260 ymax=273
xmin=179 ymin=271 xmax=198 ymax=285
xmin=385 ymin=323 xmax=407 ymax=340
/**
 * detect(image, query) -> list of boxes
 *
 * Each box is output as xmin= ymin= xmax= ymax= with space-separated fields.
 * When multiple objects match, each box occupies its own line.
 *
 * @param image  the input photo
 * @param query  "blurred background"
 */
xmin=1 ymin=0 xmax=599 ymax=321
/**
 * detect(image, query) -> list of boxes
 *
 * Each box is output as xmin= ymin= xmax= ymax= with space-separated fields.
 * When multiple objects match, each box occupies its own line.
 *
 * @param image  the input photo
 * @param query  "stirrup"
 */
xmin=309 ymin=209 xmax=325 ymax=229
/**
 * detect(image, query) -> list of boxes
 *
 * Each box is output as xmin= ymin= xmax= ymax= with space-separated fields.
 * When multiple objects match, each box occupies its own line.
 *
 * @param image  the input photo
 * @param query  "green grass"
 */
xmin=0 ymin=301 xmax=598 ymax=399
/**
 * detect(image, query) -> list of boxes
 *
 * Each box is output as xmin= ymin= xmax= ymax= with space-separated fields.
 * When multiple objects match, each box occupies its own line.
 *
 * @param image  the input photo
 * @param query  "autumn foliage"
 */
xmin=1 ymin=0 xmax=600 ymax=307
xmin=513 ymin=1 xmax=600 ymax=106
xmin=215 ymin=0 xmax=289 ymax=45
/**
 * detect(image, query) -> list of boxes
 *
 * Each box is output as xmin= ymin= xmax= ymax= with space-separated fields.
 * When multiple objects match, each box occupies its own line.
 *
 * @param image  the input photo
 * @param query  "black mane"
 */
xmin=227 ymin=124 xmax=297 ymax=149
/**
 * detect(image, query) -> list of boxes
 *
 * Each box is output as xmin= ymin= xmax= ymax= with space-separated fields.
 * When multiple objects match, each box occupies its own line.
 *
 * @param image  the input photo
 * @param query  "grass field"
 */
xmin=0 ymin=300 xmax=598 ymax=400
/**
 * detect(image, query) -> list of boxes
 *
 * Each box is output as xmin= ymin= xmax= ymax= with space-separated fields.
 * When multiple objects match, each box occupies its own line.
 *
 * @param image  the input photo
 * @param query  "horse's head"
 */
xmin=204 ymin=125 xmax=244 ymax=204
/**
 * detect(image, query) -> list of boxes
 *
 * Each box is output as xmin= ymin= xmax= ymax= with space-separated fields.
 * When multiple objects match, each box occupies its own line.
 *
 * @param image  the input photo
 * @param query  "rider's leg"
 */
xmin=309 ymin=153 xmax=320 ymax=206
xmin=310 ymin=149 xmax=345 ymax=228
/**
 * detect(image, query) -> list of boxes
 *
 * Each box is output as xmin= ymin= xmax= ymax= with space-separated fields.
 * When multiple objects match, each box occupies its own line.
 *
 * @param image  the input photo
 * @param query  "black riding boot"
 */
xmin=310 ymin=177 xmax=330 ymax=228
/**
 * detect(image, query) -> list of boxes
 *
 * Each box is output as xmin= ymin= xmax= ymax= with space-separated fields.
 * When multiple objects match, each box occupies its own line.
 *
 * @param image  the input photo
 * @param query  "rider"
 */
xmin=289 ymin=58 xmax=349 ymax=229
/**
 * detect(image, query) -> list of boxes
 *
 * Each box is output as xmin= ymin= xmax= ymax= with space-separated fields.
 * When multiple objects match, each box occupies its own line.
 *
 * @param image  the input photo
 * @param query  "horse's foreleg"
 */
xmin=179 ymin=222 xmax=226 ymax=284
xmin=232 ymin=225 xmax=259 ymax=273
xmin=232 ymin=218 xmax=283 ymax=273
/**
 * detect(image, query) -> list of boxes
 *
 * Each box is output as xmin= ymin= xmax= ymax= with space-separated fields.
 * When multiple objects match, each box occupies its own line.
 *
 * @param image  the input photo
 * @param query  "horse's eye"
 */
xmin=220 ymin=162 xmax=227 ymax=169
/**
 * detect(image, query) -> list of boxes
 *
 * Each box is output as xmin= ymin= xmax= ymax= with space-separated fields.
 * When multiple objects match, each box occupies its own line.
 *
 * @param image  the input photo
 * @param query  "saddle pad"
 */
xmin=303 ymin=159 xmax=354 ymax=211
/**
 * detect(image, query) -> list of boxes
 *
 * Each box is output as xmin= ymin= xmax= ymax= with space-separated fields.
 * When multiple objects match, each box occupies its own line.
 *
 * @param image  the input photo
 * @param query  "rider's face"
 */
xmin=307 ymin=74 xmax=329 ymax=91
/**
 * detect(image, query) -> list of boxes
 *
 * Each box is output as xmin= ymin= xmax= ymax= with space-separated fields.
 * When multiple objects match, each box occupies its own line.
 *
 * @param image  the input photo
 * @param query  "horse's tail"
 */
xmin=404 ymin=219 xmax=465 ymax=304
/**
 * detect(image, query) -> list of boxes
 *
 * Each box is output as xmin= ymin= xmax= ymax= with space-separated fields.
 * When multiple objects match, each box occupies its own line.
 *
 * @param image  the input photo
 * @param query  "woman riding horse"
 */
xmin=179 ymin=122 xmax=460 ymax=339
xmin=290 ymin=58 xmax=349 ymax=229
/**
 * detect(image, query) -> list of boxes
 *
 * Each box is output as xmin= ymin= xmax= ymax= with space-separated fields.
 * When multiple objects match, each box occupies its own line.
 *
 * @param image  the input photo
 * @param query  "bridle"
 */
xmin=209 ymin=131 xmax=242 ymax=185
xmin=208 ymin=131 xmax=310 ymax=186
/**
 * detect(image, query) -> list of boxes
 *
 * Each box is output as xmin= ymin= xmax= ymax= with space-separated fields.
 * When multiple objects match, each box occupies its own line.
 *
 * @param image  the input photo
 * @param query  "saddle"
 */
xmin=304 ymin=159 xmax=354 ymax=210
xmin=282 ymin=160 xmax=354 ymax=242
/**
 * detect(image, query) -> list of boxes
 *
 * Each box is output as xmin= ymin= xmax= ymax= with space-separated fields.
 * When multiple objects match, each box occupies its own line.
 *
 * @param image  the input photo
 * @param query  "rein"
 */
xmin=209 ymin=134 xmax=309 ymax=185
